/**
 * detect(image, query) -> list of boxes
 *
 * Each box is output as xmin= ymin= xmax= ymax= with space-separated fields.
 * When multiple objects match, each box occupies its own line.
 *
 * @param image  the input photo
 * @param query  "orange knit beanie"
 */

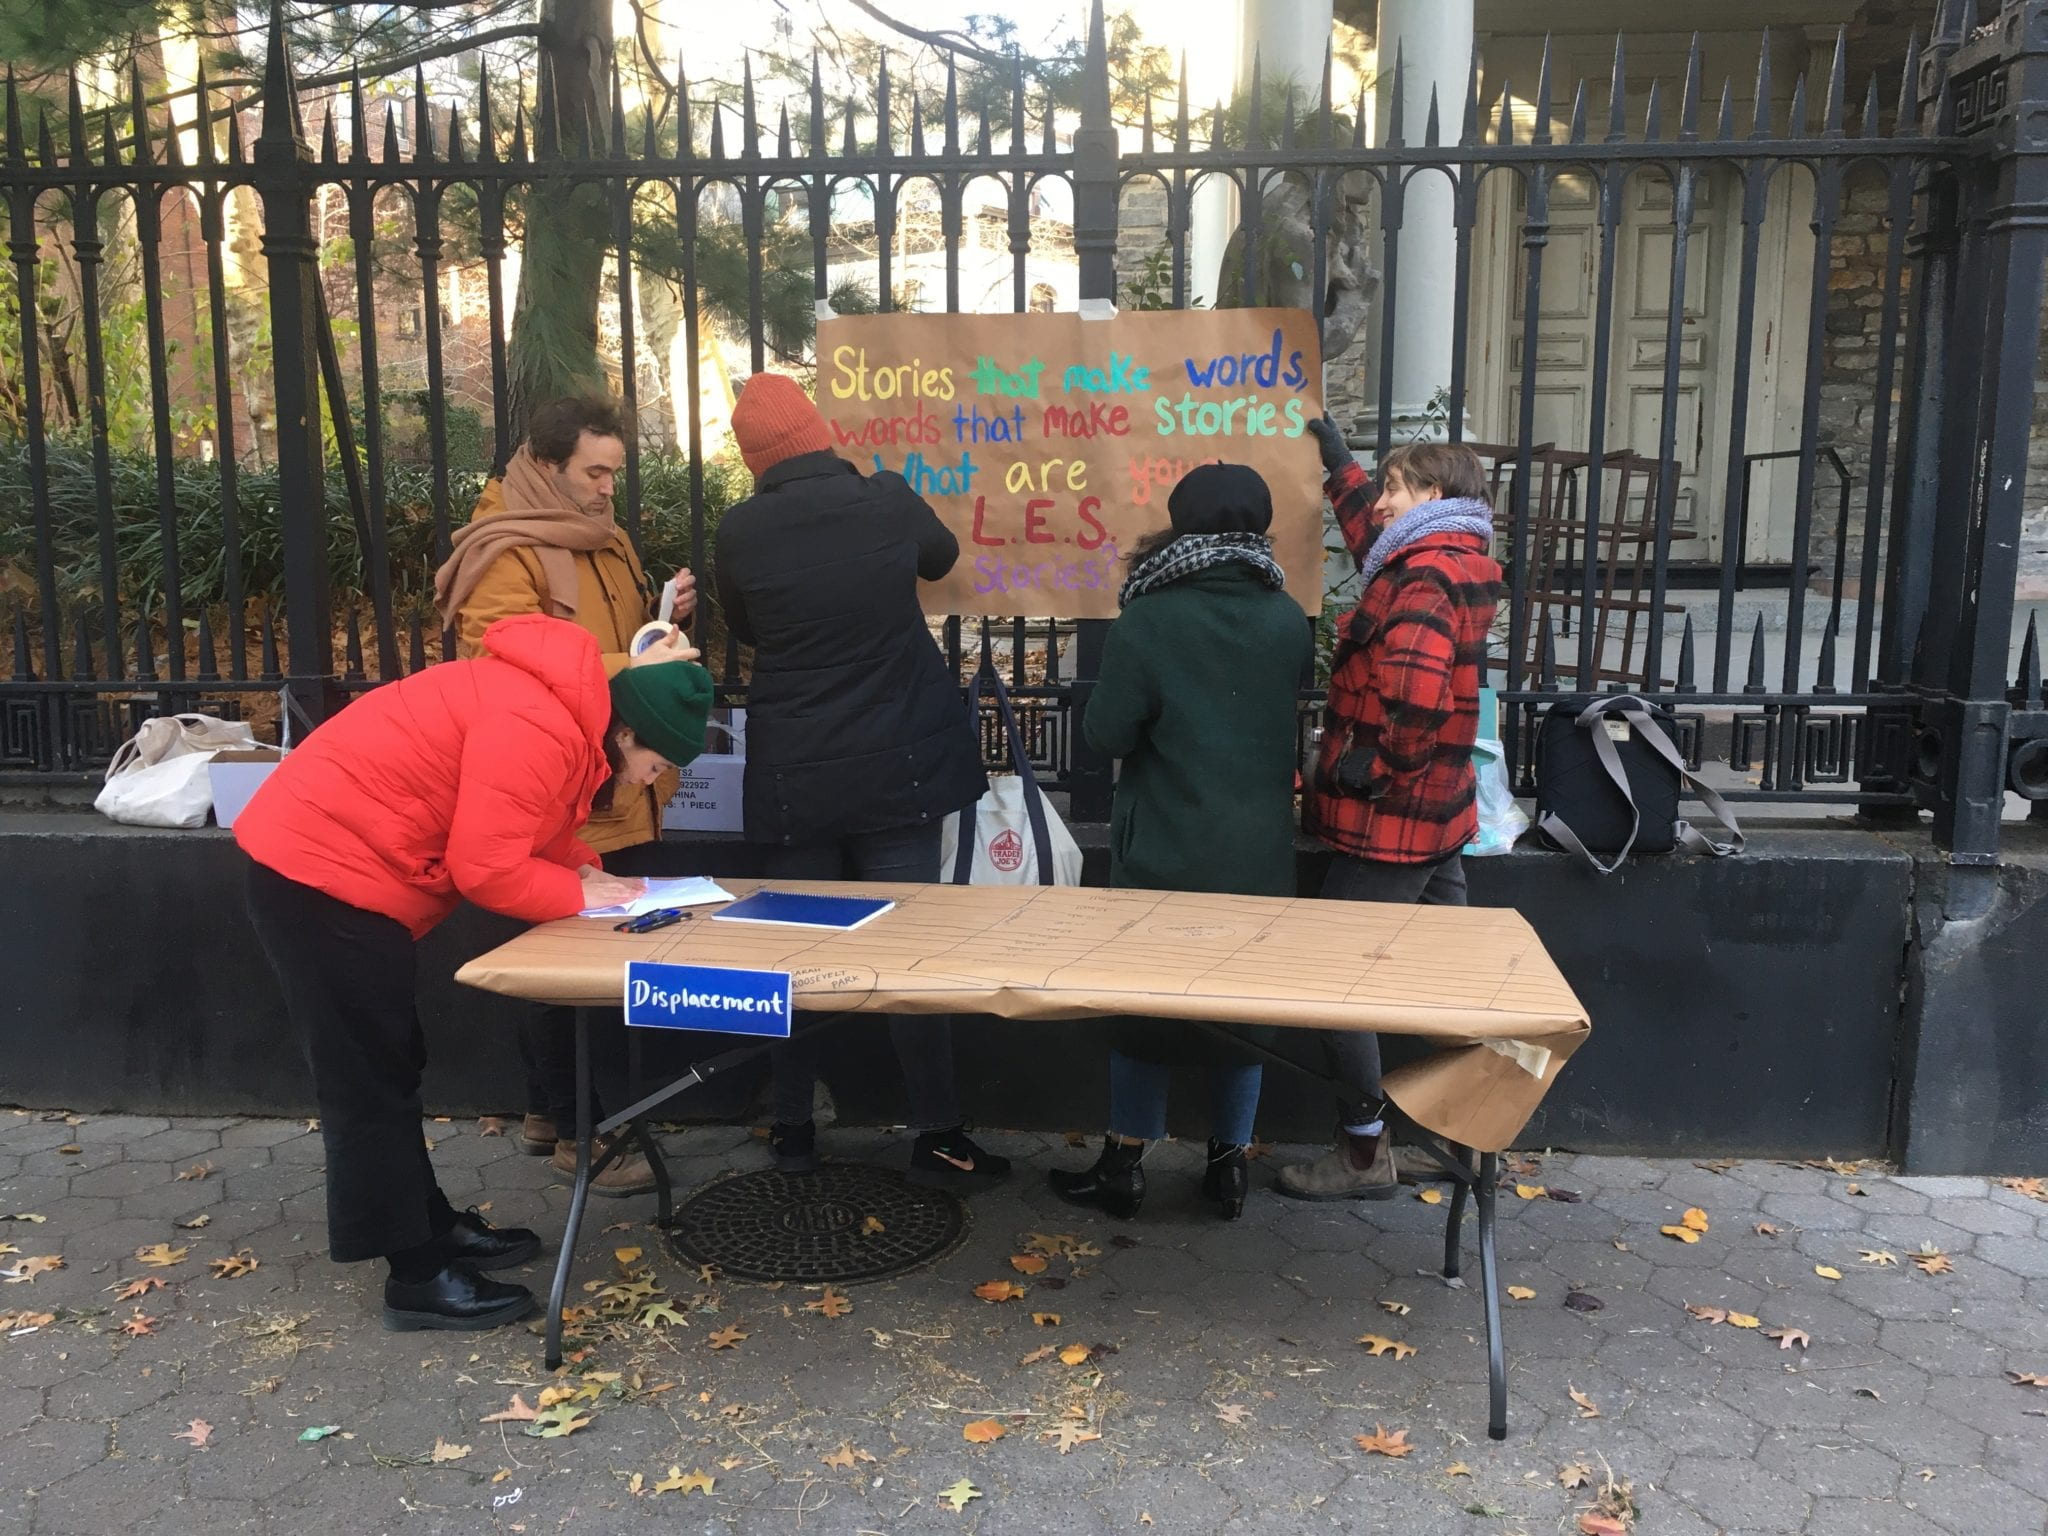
xmin=731 ymin=373 xmax=832 ymax=477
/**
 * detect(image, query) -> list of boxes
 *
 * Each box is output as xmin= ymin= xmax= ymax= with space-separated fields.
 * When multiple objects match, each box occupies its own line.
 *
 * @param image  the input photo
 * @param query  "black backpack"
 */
xmin=1534 ymin=694 xmax=1743 ymax=874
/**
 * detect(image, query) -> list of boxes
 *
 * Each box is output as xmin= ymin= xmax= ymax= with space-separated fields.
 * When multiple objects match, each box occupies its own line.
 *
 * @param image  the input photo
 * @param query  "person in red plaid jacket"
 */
xmin=1280 ymin=421 xmax=1504 ymax=1202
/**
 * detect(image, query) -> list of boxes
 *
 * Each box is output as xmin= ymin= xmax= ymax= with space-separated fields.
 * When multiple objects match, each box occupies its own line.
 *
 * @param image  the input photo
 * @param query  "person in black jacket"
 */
xmin=715 ymin=372 xmax=1005 ymax=1190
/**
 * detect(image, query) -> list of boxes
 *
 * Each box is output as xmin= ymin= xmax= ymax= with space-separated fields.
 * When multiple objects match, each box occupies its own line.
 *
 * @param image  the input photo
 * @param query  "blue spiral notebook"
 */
xmin=709 ymin=890 xmax=897 ymax=931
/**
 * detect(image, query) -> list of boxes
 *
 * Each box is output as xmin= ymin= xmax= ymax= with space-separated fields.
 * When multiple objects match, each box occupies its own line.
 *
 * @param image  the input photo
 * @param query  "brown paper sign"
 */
xmin=815 ymin=309 xmax=1326 ymax=619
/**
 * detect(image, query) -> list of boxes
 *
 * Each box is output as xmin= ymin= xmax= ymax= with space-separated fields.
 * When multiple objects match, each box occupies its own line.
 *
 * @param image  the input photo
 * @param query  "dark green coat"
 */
xmin=1086 ymin=561 xmax=1312 ymax=899
xmin=1086 ymin=561 xmax=1311 ymax=1071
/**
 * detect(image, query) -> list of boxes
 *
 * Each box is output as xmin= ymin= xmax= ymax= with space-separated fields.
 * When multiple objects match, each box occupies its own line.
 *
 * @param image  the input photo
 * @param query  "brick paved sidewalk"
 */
xmin=1 ymin=1110 xmax=2045 ymax=1535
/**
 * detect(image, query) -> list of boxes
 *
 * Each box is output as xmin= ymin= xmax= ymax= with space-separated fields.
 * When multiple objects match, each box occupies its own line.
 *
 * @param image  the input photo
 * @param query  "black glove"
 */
xmin=1307 ymin=413 xmax=1353 ymax=476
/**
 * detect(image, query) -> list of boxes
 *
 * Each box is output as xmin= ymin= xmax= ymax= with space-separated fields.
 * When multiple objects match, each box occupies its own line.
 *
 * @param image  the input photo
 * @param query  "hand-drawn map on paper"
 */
xmin=457 ymin=881 xmax=1590 ymax=1150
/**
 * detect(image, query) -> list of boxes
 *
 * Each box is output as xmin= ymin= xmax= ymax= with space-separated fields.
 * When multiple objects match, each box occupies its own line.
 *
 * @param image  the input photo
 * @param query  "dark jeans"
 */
xmin=1316 ymin=851 xmax=1469 ymax=1127
xmin=519 ymin=842 xmax=674 ymax=1131
xmin=245 ymin=860 xmax=457 ymax=1263
xmin=761 ymin=821 xmax=961 ymax=1134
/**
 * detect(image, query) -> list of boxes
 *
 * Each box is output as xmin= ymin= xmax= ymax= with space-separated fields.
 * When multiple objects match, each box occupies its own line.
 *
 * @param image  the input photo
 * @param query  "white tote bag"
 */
xmin=95 ymin=713 xmax=259 ymax=829
xmin=940 ymin=660 xmax=1083 ymax=887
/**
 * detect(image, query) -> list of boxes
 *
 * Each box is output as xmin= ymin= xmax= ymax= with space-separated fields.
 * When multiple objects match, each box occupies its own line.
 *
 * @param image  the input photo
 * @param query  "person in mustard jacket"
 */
xmin=435 ymin=396 xmax=697 ymax=1196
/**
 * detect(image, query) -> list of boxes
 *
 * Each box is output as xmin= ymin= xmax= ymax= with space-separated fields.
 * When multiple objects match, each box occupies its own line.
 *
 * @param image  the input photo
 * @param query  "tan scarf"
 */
xmin=433 ymin=446 xmax=622 ymax=629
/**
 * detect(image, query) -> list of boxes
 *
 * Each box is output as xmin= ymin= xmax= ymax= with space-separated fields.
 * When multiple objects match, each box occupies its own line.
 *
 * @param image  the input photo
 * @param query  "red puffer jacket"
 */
xmin=236 ymin=614 xmax=612 ymax=937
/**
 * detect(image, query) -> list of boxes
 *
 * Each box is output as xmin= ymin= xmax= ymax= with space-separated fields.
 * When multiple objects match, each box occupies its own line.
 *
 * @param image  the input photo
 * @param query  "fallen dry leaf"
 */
xmin=0 ymin=1310 xmax=55 ymax=1331
xmin=1754 ymin=1221 xmax=1782 ymax=1237
xmin=1578 ymin=1516 xmax=1628 ymax=1536
xmin=1032 ymin=1312 xmax=1062 ymax=1328
xmin=2007 ymin=1371 xmax=2048 ymax=1388
xmin=1569 ymin=1387 xmax=1601 ymax=1419
xmin=430 ymin=1437 xmax=470 ymax=1463
xmin=1445 ymin=1461 xmax=1472 ymax=1477
xmin=175 ymin=1214 xmax=211 ymax=1230
xmin=962 ymin=1419 xmax=1007 ymax=1444
xmin=535 ymin=1385 xmax=576 ymax=1410
xmin=707 ymin=1324 xmax=748 ymax=1350
xmin=655 ymin=1467 xmax=713 ymax=1495
xmin=1379 ymin=1299 xmax=1412 ymax=1316
xmin=1565 ymin=1291 xmax=1606 ymax=1313
xmin=1859 ymin=1249 xmax=1899 ymax=1267
xmin=174 ymin=1418 xmax=213 ymax=1448
xmin=1659 ymin=1226 xmax=1701 ymax=1244
xmin=480 ymin=1392 xmax=539 ymax=1424
xmin=1416 ymin=1188 xmax=1444 ymax=1205
xmin=175 ymin=1163 xmax=213 ymax=1181
xmin=2002 ymin=1176 xmax=2047 ymax=1203
xmin=1559 ymin=1461 xmax=1594 ymax=1489
xmin=614 ymin=1246 xmax=643 ymax=1267
xmin=526 ymin=1403 xmax=593 ymax=1439
xmin=209 ymin=1251 xmax=260 ymax=1279
xmin=1 ymin=1255 xmax=64 ymax=1282
xmin=1768 ymin=1328 xmax=1811 ymax=1350
xmin=1685 ymin=1304 xmax=1727 ymax=1324
xmin=1681 ymin=1207 xmax=1710 ymax=1232
xmin=1912 ymin=1245 xmax=1954 ymax=1276
xmin=1354 ymin=1423 xmax=1412 ymax=1457
xmin=56 ymin=1144 xmax=82 ymax=1156
xmin=119 ymin=1310 xmax=157 ymax=1337
xmin=1815 ymin=1265 xmax=1843 ymax=1281
xmin=804 ymin=1288 xmax=852 ymax=1319
xmin=478 ymin=1117 xmax=506 ymax=1137
xmin=1042 ymin=1421 xmax=1100 ymax=1454
xmin=821 ymin=1443 xmax=876 ymax=1469
xmin=1726 ymin=1312 xmax=1761 ymax=1329
xmin=974 ymin=1280 xmax=1026 ymax=1303
xmin=1213 ymin=1402 xmax=1253 ymax=1426
xmin=860 ymin=1215 xmax=886 ymax=1235
xmin=1514 ymin=1184 xmax=1547 ymax=1200
xmin=938 ymin=1477 xmax=982 ymax=1513
xmin=1507 ymin=1286 xmax=1537 ymax=1301
xmin=135 ymin=1244 xmax=188 ymax=1268
xmin=1357 ymin=1333 xmax=1417 ymax=1360
xmin=1009 ymin=1253 xmax=1049 ymax=1275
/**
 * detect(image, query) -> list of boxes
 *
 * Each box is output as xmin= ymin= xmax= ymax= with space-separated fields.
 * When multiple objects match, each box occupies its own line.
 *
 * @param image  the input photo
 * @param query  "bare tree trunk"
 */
xmin=506 ymin=0 xmax=614 ymax=447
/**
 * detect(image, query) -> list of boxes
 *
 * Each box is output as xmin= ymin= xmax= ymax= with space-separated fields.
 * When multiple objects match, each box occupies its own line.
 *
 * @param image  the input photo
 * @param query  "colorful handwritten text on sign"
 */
xmin=622 ymin=961 xmax=793 ymax=1038
xmin=815 ymin=309 xmax=1326 ymax=620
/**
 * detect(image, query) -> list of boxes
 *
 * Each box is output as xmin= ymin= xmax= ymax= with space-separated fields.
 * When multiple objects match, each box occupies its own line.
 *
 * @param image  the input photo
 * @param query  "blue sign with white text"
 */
xmin=622 ymin=961 xmax=794 ymax=1038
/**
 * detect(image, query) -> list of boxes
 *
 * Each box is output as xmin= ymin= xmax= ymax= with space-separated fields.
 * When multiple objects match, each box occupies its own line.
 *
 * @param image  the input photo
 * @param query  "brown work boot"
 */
xmin=549 ymin=1134 xmax=657 ymax=1198
xmin=519 ymin=1114 xmax=558 ymax=1155
xmin=1276 ymin=1129 xmax=1399 ymax=1202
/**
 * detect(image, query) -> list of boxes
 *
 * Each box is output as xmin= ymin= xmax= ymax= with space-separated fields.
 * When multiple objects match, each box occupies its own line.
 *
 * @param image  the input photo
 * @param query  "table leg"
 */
xmin=640 ymin=1116 xmax=675 ymax=1227
xmin=543 ymin=1006 xmax=595 ymax=1372
xmin=1443 ymin=1176 xmax=1469 ymax=1279
xmin=1475 ymin=1149 xmax=1507 ymax=1440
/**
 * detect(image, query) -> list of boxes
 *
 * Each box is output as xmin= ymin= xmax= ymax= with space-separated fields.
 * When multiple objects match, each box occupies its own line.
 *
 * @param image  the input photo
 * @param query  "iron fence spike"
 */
xmin=1789 ymin=73 xmax=1809 ymax=138
xmin=1569 ymin=80 xmax=1588 ymax=144
xmin=1816 ymin=616 xmax=1838 ymax=693
xmin=1716 ymin=79 xmax=1735 ymax=141
xmin=260 ymin=604 xmax=280 ymax=680
xmin=876 ymin=50 xmax=892 ymax=153
xmin=1679 ymin=32 xmax=1702 ymax=141
xmin=1424 ymin=83 xmax=1440 ymax=148
xmin=11 ymin=612 xmax=33 ymax=682
xmin=741 ymin=51 xmax=758 ymax=152
xmin=1860 ymin=72 xmax=1882 ymax=139
xmin=1319 ymin=40 xmax=1335 ymax=145
xmin=409 ymin=612 xmax=427 ymax=675
xmin=1607 ymin=33 xmax=1627 ymax=143
xmin=196 ymin=608 xmax=218 ymax=683
xmin=1897 ymin=32 xmax=1922 ymax=137
xmin=1677 ymin=614 xmax=1698 ymax=693
xmin=1385 ymin=42 xmax=1402 ymax=147
xmin=350 ymin=67 xmax=368 ymax=162
xmin=447 ymin=103 xmax=466 ymax=164
xmin=67 ymin=70 xmax=87 ymax=168
xmin=1494 ymin=75 xmax=1513 ymax=147
xmin=1745 ymin=612 xmax=1768 ymax=693
xmin=345 ymin=607 xmax=365 ymax=680
xmin=1643 ymin=78 xmax=1664 ymax=141
xmin=477 ymin=60 xmax=496 ymax=163
xmin=777 ymin=103 xmax=792 ymax=160
xmin=944 ymin=53 xmax=959 ymax=156
xmin=195 ymin=55 xmax=216 ymax=163
xmin=2020 ymin=611 xmax=2043 ymax=708
xmin=1533 ymin=34 xmax=1554 ymax=145
xmin=1823 ymin=26 xmax=1848 ymax=135
xmin=1082 ymin=0 xmax=1110 ymax=129
xmin=1752 ymin=27 xmax=1774 ymax=138
xmin=318 ymin=102 xmax=338 ymax=164
xmin=73 ymin=611 xmax=95 ymax=683
xmin=3 ymin=70 xmax=21 ymax=168
xmin=1462 ymin=44 xmax=1481 ymax=147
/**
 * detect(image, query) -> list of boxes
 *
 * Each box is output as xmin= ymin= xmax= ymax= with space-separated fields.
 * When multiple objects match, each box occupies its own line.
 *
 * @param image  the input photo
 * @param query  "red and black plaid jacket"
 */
xmin=1303 ymin=459 xmax=1504 ymax=865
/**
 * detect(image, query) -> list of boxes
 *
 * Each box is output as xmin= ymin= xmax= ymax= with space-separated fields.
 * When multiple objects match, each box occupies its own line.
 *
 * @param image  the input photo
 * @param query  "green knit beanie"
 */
xmin=608 ymin=660 xmax=712 ymax=768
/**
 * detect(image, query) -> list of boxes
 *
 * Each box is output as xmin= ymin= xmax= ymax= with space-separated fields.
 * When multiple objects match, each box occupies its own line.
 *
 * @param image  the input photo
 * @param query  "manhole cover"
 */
xmin=665 ymin=1164 xmax=969 ymax=1284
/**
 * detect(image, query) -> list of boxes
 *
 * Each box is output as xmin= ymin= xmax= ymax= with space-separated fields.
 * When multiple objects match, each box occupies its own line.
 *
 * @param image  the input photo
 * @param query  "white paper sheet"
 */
xmin=579 ymin=876 xmax=734 ymax=920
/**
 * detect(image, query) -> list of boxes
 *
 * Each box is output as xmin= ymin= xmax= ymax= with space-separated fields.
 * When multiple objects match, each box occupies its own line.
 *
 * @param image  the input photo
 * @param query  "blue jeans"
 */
xmin=1108 ymin=1050 xmax=1262 ymax=1146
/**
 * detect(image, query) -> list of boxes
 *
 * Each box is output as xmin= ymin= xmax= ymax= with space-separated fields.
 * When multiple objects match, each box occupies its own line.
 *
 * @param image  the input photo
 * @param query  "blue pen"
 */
xmin=615 ymin=907 xmax=692 ymax=934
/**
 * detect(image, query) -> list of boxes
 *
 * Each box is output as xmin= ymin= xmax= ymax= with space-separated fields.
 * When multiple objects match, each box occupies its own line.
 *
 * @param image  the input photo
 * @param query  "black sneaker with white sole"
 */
xmin=908 ymin=1127 xmax=1011 ymax=1189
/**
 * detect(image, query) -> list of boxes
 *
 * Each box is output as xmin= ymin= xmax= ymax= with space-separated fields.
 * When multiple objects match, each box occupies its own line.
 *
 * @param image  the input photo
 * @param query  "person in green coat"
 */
xmin=1049 ymin=462 xmax=1312 ymax=1222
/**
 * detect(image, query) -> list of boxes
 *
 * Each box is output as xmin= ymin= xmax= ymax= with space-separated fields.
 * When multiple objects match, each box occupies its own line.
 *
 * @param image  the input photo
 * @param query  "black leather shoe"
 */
xmin=1202 ymin=1140 xmax=1249 ymax=1221
xmin=382 ymin=1263 xmax=536 ymax=1332
xmin=440 ymin=1207 xmax=542 ymax=1270
xmin=1047 ymin=1137 xmax=1146 ymax=1219
xmin=770 ymin=1120 xmax=819 ymax=1174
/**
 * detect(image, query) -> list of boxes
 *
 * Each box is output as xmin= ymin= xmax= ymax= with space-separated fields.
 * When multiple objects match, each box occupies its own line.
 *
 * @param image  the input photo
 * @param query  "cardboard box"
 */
xmin=208 ymin=747 xmax=283 ymax=829
xmin=662 ymin=714 xmax=744 ymax=834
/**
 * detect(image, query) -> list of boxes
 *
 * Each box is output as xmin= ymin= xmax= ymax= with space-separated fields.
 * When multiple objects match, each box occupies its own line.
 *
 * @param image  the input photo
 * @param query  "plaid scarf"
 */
xmin=1358 ymin=496 xmax=1495 ymax=589
xmin=1118 ymin=532 xmax=1287 ymax=609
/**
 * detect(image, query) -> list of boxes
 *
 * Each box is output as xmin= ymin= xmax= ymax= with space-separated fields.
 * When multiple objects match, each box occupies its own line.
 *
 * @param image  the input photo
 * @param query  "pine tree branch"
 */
xmin=841 ymin=0 xmax=1042 ymax=72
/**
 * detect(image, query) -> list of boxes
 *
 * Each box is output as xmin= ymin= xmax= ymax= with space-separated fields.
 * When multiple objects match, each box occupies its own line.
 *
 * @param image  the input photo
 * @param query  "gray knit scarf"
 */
xmin=1118 ymin=532 xmax=1287 ymax=609
xmin=1358 ymin=496 xmax=1495 ymax=588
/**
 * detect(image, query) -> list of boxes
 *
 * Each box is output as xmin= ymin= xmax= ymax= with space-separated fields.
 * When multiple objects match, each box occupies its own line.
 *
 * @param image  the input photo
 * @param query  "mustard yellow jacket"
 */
xmin=453 ymin=477 xmax=678 ymax=855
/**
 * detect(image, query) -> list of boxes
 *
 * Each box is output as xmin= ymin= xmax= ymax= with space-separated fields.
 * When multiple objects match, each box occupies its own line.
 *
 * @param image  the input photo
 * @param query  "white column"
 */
xmin=1374 ymin=0 xmax=1473 ymax=442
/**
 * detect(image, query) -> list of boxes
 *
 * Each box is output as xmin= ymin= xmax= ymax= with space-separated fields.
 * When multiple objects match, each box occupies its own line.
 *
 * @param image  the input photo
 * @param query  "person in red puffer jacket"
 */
xmin=235 ymin=613 xmax=709 ymax=1333
xmin=1283 ymin=426 xmax=1503 ymax=1204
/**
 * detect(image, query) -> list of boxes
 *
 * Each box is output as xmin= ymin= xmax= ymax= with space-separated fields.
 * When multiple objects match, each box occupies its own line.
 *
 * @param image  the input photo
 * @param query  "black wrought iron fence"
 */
xmin=4 ymin=0 xmax=2046 ymax=874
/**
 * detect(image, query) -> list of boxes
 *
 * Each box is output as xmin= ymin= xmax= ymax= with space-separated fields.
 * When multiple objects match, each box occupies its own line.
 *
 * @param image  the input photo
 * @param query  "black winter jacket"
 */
xmin=712 ymin=451 xmax=988 ymax=846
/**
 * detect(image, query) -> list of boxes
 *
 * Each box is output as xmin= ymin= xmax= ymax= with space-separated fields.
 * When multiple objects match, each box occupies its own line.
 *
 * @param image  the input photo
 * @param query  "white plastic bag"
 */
xmin=940 ymin=659 xmax=1082 ymax=886
xmin=95 ymin=712 xmax=259 ymax=828
xmin=1464 ymin=737 xmax=1530 ymax=857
